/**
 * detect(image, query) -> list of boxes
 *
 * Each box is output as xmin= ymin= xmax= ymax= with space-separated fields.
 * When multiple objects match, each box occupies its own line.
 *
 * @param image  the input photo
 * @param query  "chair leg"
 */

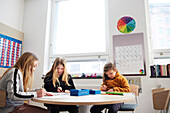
xmin=105 ymin=108 xmax=108 ymax=113
xmin=166 ymin=99 xmax=170 ymax=113
xmin=160 ymin=110 xmax=166 ymax=113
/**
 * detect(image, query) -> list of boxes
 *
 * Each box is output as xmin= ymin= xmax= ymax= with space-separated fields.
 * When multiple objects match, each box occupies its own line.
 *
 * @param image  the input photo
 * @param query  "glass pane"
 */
xmin=154 ymin=58 xmax=170 ymax=65
xmin=51 ymin=0 xmax=106 ymax=55
xmin=149 ymin=0 xmax=170 ymax=49
xmin=66 ymin=60 xmax=106 ymax=76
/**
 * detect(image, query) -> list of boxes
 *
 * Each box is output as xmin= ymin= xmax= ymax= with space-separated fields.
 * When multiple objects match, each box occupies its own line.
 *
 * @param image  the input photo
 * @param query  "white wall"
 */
xmin=22 ymin=0 xmax=49 ymax=88
xmin=0 ymin=0 xmax=24 ymax=31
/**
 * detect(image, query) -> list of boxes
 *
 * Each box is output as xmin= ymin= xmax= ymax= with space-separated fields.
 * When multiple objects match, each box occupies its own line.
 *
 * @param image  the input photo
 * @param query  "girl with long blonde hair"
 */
xmin=44 ymin=57 xmax=78 ymax=113
xmin=0 ymin=52 xmax=51 ymax=113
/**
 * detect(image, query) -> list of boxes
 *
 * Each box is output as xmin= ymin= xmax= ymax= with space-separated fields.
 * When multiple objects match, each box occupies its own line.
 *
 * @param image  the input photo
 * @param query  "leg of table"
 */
xmin=79 ymin=105 xmax=92 ymax=113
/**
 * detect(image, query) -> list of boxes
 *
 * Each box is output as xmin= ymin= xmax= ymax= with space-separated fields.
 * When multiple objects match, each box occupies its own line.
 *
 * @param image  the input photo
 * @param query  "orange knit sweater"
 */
xmin=100 ymin=72 xmax=130 ymax=92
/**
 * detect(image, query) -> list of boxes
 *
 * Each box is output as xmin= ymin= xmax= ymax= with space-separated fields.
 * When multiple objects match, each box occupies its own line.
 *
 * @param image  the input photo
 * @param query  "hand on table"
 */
xmin=36 ymin=88 xmax=53 ymax=98
xmin=57 ymin=87 xmax=63 ymax=92
xmin=107 ymin=89 xmax=114 ymax=92
xmin=101 ymin=85 xmax=107 ymax=91
xmin=65 ymin=90 xmax=70 ymax=93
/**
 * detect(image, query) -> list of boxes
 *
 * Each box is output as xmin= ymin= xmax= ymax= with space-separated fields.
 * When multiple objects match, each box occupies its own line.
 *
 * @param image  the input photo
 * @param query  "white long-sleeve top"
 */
xmin=0 ymin=68 xmax=37 ymax=113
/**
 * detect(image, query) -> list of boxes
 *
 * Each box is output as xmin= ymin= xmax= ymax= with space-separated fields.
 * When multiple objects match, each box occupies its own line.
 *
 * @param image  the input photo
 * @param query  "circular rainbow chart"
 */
xmin=117 ymin=16 xmax=136 ymax=33
xmin=139 ymin=69 xmax=144 ymax=74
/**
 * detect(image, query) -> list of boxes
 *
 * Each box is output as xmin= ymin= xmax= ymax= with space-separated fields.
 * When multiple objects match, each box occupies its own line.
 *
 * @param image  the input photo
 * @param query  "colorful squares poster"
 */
xmin=117 ymin=16 xmax=136 ymax=33
xmin=0 ymin=33 xmax=22 ymax=68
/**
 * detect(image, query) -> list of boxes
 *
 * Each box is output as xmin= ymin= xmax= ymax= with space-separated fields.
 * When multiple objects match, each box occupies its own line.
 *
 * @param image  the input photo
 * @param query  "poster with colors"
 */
xmin=113 ymin=33 xmax=146 ymax=76
xmin=117 ymin=16 xmax=136 ymax=33
xmin=0 ymin=33 xmax=22 ymax=68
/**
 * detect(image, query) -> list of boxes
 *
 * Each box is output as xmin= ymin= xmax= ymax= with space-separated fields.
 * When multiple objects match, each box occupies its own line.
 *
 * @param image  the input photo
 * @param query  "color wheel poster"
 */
xmin=0 ymin=33 xmax=22 ymax=68
xmin=117 ymin=16 xmax=136 ymax=33
xmin=115 ymin=45 xmax=144 ymax=74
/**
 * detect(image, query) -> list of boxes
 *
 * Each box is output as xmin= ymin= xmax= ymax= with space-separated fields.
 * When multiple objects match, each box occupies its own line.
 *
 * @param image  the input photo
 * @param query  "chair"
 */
xmin=0 ymin=90 xmax=6 ymax=107
xmin=118 ymin=85 xmax=139 ymax=113
xmin=105 ymin=84 xmax=139 ymax=113
xmin=152 ymin=88 xmax=170 ymax=113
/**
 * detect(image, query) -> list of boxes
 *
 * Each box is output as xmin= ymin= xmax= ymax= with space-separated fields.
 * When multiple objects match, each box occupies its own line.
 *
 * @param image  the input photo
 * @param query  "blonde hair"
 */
xmin=46 ymin=57 xmax=69 ymax=87
xmin=1 ymin=52 xmax=38 ymax=92
xmin=103 ymin=62 xmax=117 ymax=82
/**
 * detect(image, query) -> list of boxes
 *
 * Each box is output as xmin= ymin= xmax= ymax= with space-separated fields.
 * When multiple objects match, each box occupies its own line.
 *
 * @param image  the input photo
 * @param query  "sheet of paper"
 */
xmin=38 ymin=92 xmax=70 ymax=99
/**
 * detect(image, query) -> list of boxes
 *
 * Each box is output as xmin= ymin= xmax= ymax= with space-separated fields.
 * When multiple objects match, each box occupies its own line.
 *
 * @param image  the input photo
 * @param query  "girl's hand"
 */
xmin=101 ymin=85 xmax=107 ymax=91
xmin=65 ymin=90 xmax=70 ymax=93
xmin=36 ymin=88 xmax=53 ymax=97
xmin=57 ymin=87 xmax=63 ymax=92
xmin=36 ymin=88 xmax=44 ymax=98
xmin=107 ymin=89 xmax=114 ymax=92
xmin=45 ymin=92 xmax=53 ymax=96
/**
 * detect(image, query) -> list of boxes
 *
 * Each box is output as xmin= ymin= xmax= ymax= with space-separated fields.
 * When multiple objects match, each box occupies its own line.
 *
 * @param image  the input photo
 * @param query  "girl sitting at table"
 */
xmin=90 ymin=62 xmax=130 ymax=113
xmin=0 ymin=52 xmax=52 ymax=113
xmin=44 ymin=57 xmax=79 ymax=113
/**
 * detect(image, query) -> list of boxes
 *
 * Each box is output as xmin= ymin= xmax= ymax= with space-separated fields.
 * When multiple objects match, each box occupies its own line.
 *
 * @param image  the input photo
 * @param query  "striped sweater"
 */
xmin=0 ymin=68 xmax=37 ymax=113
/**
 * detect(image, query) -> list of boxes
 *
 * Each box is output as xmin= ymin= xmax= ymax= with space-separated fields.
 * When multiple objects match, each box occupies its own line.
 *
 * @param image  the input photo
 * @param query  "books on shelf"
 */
xmin=150 ymin=64 xmax=170 ymax=77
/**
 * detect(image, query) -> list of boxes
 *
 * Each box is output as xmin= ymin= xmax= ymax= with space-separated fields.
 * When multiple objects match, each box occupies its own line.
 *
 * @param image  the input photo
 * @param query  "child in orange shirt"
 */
xmin=90 ymin=62 xmax=130 ymax=113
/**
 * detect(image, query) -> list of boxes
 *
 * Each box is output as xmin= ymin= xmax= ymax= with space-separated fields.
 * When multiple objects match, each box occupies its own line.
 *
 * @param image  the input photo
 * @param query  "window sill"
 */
xmin=150 ymin=76 xmax=170 ymax=78
xmin=72 ymin=77 xmax=102 ymax=79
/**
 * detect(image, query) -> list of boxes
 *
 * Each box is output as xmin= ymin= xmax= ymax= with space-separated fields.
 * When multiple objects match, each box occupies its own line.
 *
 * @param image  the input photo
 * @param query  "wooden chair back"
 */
xmin=152 ymin=88 xmax=170 ymax=110
xmin=129 ymin=85 xmax=139 ymax=96
xmin=0 ymin=90 xmax=6 ymax=107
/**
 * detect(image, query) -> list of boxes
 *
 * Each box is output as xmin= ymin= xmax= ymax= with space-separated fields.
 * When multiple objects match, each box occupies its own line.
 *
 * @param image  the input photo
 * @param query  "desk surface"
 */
xmin=32 ymin=93 xmax=135 ymax=105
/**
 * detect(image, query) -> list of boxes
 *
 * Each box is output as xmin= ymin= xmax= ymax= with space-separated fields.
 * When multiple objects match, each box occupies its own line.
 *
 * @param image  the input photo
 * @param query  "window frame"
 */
xmin=148 ymin=0 xmax=170 ymax=63
xmin=49 ymin=0 xmax=110 ymax=58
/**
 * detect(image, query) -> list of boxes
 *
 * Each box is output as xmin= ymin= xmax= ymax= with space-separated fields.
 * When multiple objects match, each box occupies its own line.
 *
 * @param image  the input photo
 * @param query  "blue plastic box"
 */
xmin=70 ymin=89 xmax=90 ymax=96
xmin=89 ymin=90 xmax=101 ymax=94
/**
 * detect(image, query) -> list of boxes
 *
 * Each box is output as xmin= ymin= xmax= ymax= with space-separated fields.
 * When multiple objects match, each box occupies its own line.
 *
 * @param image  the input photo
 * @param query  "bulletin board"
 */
xmin=113 ymin=33 xmax=146 ymax=76
xmin=0 ymin=33 xmax=22 ymax=68
xmin=0 ymin=22 xmax=24 ymax=75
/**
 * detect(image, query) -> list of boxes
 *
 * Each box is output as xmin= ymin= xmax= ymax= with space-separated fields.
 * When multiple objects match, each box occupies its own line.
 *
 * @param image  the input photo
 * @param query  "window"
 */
xmin=148 ymin=0 xmax=170 ymax=64
xmin=67 ymin=60 xmax=106 ymax=76
xmin=49 ymin=0 xmax=108 ymax=75
xmin=49 ymin=58 xmax=107 ymax=76
xmin=50 ymin=0 xmax=108 ymax=56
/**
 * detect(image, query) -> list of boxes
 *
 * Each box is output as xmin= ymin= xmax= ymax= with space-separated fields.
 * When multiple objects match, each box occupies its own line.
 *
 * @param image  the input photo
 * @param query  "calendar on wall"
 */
xmin=0 ymin=33 xmax=22 ymax=68
xmin=113 ymin=33 xmax=146 ymax=76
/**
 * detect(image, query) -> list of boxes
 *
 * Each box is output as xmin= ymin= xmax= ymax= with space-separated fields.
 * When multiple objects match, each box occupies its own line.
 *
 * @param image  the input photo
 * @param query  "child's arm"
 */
xmin=65 ymin=74 xmax=76 ymax=90
xmin=107 ymin=89 xmax=114 ymax=92
xmin=113 ymin=77 xmax=130 ymax=92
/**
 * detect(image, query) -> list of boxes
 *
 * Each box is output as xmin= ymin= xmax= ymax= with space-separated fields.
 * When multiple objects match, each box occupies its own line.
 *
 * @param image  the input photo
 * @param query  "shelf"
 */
xmin=42 ymin=76 xmax=102 ymax=79
xmin=150 ymin=76 xmax=170 ymax=78
xmin=72 ymin=77 xmax=102 ymax=79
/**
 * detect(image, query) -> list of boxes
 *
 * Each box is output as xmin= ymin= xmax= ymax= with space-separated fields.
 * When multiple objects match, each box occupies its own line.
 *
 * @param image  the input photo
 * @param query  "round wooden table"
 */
xmin=32 ymin=93 xmax=135 ymax=105
xmin=32 ymin=93 xmax=135 ymax=113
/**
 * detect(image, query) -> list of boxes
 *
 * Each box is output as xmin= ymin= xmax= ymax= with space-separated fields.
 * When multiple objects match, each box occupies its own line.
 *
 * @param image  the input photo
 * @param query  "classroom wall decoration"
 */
xmin=113 ymin=33 xmax=146 ymax=76
xmin=117 ymin=16 xmax=136 ymax=33
xmin=126 ymin=77 xmax=142 ymax=93
xmin=0 ymin=33 xmax=22 ymax=68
